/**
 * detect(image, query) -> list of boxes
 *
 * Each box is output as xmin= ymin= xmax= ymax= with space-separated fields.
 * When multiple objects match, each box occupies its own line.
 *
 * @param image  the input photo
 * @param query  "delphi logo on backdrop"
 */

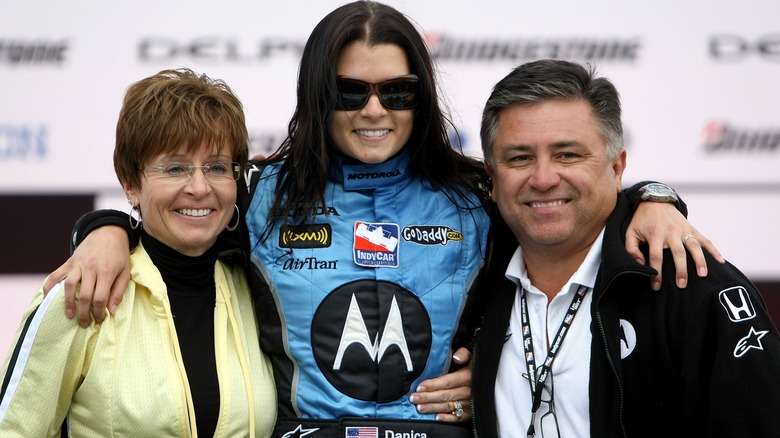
xmin=0 ymin=124 xmax=49 ymax=160
xmin=709 ymin=35 xmax=780 ymax=62
xmin=138 ymin=37 xmax=304 ymax=63
xmin=0 ymin=40 xmax=69 ymax=65
xmin=703 ymin=121 xmax=780 ymax=153
xmin=423 ymin=32 xmax=642 ymax=63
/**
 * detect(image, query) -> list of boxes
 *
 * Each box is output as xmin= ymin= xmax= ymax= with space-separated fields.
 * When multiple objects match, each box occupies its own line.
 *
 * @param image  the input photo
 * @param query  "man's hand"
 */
xmin=408 ymin=347 xmax=472 ymax=422
xmin=42 ymin=226 xmax=131 ymax=327
xmin=626 ymin=202 xmax=725 ymax=291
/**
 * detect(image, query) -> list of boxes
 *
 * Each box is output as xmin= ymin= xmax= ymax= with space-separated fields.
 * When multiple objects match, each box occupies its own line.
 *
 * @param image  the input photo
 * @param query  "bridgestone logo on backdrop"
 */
xmin=427 ymin=35 xmax=641 ymax=62
xmin=703 ymin=121 xmax=780 ymax=153
xmin=0 ymin=40 xmax=69 ymax=64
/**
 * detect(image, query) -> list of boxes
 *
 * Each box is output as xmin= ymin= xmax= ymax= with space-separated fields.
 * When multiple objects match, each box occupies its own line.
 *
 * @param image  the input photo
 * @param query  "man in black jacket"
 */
xmin=471 ymin=59 xmax=780 ymax=437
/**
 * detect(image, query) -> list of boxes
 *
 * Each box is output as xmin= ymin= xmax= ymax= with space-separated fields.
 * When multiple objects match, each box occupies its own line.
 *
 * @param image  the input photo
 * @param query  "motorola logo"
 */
xmin=311 ymin=280 xmax=432 ymax=403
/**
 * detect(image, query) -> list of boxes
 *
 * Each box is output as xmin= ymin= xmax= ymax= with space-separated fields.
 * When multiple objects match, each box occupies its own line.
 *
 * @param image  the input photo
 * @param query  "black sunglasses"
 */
xmin=335 ymin=74 xmax=419 ymax=110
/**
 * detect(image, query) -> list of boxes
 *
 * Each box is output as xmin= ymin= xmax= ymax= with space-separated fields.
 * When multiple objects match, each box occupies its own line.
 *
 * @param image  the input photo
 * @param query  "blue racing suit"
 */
xmin=241 ymin=149 xmax=489 ymax=436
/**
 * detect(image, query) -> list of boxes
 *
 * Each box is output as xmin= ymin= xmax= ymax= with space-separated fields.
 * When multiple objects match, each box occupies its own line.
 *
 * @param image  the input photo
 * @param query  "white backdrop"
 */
xmin=1 ymin=0 xmax=778 ymax=354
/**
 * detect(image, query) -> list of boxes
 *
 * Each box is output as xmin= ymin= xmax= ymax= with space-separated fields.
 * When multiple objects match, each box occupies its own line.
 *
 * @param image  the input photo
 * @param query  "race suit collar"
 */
xmin=331 ymin=148 xmax=411 ymax=191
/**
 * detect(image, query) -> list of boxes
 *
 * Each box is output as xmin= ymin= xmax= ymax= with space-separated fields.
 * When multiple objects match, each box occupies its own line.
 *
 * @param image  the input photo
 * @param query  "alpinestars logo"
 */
xmin=734 ymin=327 xmax=769 ymax=358
xmin=281 ymin=424 xmax=319 ymax=437
xmin=311 ymin=280 xmax=432 ymax=403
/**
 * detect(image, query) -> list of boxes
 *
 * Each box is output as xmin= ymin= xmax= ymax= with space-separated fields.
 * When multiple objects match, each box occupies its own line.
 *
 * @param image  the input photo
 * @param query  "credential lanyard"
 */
xmin=520 ymin=283 xmax=589 ymax=437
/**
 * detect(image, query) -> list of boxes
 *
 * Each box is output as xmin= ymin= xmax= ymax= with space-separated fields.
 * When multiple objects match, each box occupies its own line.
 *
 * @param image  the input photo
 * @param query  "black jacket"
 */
xmin=472 ymin=193 xmax=780 ymax=437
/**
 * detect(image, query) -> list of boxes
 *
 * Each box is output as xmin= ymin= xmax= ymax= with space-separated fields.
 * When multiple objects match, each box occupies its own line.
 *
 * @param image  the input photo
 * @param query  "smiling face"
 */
xmin=486 ymin=99 xmax=626 ymax=258
xmin=329 ymin=41 xmax=415 ymax=164
xmin=126 ymin=141 xmax=237 ymax=257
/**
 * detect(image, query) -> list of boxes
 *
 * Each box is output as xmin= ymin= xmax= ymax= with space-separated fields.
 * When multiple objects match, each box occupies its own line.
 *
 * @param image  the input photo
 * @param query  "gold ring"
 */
xmin=682 ymin=234 xmax=696 ymax=244
xmin=451 ymin=400 xmax=464 ymax=418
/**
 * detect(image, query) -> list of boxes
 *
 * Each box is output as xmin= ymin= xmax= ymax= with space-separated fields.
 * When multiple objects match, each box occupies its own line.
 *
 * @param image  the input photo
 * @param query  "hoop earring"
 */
xmin=225 ymin=205 xmax=240 ymax=231
xmin=129 ymin=204 xmax=142 ymax=230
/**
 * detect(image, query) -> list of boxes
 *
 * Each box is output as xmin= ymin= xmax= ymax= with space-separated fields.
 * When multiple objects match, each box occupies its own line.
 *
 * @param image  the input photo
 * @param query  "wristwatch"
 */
xmin=636 ymin=182 xmax=679 ymax=204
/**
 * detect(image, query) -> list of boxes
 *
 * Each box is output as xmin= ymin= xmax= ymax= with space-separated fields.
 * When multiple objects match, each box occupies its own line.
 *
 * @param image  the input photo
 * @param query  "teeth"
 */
xmin=356 ymin=129 xmax=390 ymax=137
xmin=178 ymin=208 xmax=212 ymax=217
xmin=530 ymin=200 xmax=565 ymax=208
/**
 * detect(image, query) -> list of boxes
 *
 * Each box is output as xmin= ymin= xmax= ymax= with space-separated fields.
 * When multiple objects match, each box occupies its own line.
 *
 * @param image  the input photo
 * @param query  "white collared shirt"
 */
xmin=494 ymin=229 xmax=605 ymax=438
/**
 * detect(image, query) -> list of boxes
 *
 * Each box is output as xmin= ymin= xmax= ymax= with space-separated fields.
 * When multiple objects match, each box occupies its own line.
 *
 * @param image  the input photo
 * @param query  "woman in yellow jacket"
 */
xmin=0 ymin=68 xmax=276 ymax=437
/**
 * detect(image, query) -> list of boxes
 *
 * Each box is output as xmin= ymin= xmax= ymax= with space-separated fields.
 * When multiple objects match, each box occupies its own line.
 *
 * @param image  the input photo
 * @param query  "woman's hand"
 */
xmin=625 ymin=202 xmax=725 ymax=291
xmin=42 ymin=225 xmax=131 ymax=327
xmin=409 ymin=347 xmax=472 ymax=422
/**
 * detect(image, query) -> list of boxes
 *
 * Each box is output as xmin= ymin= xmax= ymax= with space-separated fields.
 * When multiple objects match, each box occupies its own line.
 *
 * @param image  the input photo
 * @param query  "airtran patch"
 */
xmin=353 ymin=221 xmax=399 ymax=268
xmin=279 ymin=224 xmax=332 ymax=248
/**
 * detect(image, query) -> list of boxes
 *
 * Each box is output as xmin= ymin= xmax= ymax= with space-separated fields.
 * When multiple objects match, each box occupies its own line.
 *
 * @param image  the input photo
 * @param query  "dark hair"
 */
xmin=480 ymin=59 xmax=624 ymax=166
xmin=114 ymin=68 xmax=248 ymax=189
xmin=265 ymin=0 xmax=489 ymax=230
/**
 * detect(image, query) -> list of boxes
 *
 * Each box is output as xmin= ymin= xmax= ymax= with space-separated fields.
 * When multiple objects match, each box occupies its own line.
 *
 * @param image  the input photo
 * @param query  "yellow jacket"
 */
xmin=0 ymin=244 xmax=276 ymax=437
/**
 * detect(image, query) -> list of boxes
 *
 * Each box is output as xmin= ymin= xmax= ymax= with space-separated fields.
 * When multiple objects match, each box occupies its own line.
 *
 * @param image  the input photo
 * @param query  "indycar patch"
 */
xmin=353 ymin=221 xmax=399 ymax=268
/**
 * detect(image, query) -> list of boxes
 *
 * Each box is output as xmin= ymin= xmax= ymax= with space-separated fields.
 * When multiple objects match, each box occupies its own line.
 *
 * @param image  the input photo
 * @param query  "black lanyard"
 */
xmin=520 ymin=283 xmax=589 ymax=437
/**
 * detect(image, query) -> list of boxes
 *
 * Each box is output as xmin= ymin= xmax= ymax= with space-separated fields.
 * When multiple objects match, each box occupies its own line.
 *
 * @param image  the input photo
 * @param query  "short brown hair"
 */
xmin=114 ymin=68 xmax=248 ymax=189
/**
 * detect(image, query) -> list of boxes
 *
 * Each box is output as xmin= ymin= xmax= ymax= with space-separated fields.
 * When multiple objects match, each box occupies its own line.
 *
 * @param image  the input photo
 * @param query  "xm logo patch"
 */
xmin=311 ymin=280 xmax=431 ymax=402
xmin=279 ymin=224 xmax=332 ymax=248
xmin=719 ymin=286 xmax=756 ymax=322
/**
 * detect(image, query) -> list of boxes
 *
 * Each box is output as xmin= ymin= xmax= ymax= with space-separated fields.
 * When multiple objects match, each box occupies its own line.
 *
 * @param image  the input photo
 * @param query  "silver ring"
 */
xmin=682 ymin=233 xmax=696 ymax=244
xmin=451 ymin=400 xmax=464 ymax=418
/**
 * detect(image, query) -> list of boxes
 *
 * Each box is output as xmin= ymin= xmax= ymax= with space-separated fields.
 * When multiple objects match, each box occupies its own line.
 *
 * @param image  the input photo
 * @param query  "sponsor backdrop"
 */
xmin=1 ymin=0 xmax=778 ymax=354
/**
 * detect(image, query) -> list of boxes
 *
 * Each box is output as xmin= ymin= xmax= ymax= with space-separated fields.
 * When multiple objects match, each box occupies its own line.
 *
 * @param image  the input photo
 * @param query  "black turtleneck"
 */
xmin=141 ymin=231 xmax=220 ymax=437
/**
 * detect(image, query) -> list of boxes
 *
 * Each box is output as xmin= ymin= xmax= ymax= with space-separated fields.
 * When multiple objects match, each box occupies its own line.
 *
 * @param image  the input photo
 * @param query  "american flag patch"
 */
xmin=346 ymin=426 xmax=379 ymax=437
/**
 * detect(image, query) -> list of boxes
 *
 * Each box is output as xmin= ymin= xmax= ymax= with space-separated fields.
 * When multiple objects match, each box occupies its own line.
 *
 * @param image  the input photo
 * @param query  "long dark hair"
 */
xmin=265 ymin=0 xmax=489 ymax=230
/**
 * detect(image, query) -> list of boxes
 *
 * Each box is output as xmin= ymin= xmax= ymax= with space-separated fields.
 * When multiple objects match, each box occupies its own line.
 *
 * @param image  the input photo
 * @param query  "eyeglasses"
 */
xmin=335 ymin=74 xmax=419 ymax=110
xmin=538 ymin=373 xmax=561 ymax=438
xmin=524 ymin=372 xmax=561 ymax=438
xmin=140 ymin=161 xmax=240 ymax=183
